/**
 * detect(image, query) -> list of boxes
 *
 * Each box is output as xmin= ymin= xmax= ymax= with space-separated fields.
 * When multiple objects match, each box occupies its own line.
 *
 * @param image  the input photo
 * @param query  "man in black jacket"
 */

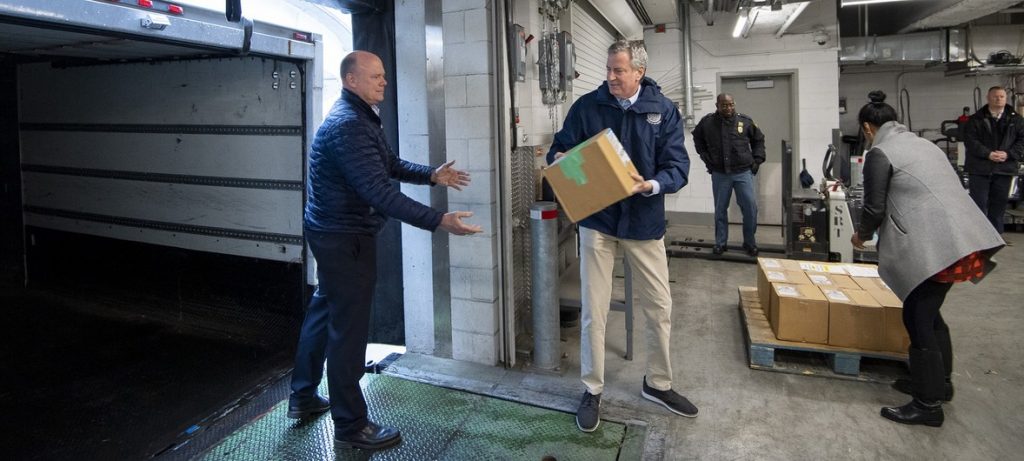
xmin=692 ymin=94 xmax=766 ymax=256
xmin=289 ymin=51 xmax=481 ymax=451
xmin=963 ymin=86 xmax=1024 ymax=236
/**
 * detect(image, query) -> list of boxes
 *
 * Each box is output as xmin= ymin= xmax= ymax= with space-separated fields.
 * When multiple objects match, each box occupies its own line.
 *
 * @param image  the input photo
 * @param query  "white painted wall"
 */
xmin=839 ymin=69 xmax=1004 ymax=142
xmin=644 ymin=3 xmax=841 ymax=216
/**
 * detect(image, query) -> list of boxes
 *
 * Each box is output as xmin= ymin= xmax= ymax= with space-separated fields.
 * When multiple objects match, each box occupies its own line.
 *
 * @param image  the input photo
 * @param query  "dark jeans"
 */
xmin=902 ymin=278 xmax=952 ymax=350
xmin=711 ymin=170 xmax=758 ymax=248
xmin=968 ymin=174 xmax=1012 ymax=233
xmin=290 ymin=230 xmax=377 ymax=434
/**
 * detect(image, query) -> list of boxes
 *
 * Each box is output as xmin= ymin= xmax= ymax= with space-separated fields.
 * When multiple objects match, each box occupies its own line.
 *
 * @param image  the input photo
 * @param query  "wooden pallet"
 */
xmin=737 ymin=286 xmax=908 ymax=382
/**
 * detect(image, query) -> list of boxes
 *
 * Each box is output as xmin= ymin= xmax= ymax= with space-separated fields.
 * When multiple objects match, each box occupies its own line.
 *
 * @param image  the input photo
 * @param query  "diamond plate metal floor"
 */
xmin=200 ymin=374 xmax=632 ymax=460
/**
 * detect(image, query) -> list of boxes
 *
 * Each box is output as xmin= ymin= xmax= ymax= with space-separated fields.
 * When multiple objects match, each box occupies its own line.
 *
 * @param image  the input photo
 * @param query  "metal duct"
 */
xmin=898 ymin=0 xmax=1022 ymax=33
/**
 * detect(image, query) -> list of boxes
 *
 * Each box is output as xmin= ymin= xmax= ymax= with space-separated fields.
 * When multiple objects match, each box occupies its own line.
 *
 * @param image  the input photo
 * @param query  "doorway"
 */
xmin=720 ymin=74 xmax=794 ymax=226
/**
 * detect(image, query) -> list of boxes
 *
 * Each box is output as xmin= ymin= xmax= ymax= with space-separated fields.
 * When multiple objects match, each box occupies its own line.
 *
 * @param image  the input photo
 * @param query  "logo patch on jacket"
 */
xmin=646 ymin=113 xmax=662 ymax=125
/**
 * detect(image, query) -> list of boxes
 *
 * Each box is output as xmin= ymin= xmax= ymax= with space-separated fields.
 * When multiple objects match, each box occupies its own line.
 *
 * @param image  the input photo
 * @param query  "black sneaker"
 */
xmin=575 ymin=391 xmax=601 ymax=432
xmin=712 ymin=245 xmax=724 ymax=255
xmin=641 ymin=377 xmax=697 ymax=417
xmin=743 ymin=244 xmax=759 ymax=257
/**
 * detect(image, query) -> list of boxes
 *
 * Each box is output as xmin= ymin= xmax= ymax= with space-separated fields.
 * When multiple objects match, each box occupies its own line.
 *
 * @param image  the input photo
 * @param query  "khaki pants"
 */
xmin=579 ymin=227 xmax=674 ymax=395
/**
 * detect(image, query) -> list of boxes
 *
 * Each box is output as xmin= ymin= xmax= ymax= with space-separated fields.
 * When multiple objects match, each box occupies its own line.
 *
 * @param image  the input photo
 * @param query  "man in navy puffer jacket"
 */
xmin=547 ymin=40 xmax=695 ymax=433
xmin=290 ymin=51 xmax=480 ymax=451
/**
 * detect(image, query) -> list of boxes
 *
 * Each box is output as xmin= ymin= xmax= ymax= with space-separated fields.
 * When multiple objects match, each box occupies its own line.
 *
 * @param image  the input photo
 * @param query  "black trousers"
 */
xmin=968 ymin=174 xmax=1012 ymax=233
xmin=902 ymin=278 xmax=952 ymax=350
xmin=290 ymin=230 xmax=377 ymax=434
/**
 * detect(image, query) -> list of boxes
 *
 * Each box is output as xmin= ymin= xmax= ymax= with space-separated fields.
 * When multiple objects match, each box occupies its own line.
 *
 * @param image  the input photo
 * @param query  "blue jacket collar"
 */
xmin=341 ymin=88 xmax=381 ymax=125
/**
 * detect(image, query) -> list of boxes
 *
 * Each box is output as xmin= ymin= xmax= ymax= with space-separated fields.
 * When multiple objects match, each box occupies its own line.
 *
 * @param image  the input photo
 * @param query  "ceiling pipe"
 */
xmin=680 ymin=0 xmax=696 ymax=125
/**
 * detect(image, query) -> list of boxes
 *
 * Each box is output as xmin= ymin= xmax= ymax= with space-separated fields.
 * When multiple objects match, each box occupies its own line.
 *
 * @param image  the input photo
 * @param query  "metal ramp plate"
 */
xmin=201 ymin=375 xmax=634 ymax=460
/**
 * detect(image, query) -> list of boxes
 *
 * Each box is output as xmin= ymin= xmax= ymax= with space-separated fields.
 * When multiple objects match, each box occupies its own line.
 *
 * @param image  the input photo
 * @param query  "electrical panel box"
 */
xmin=512 ymin=24 xmax=526 ymax=82
xmin=557 ymin=30 xmax=574 ymax=96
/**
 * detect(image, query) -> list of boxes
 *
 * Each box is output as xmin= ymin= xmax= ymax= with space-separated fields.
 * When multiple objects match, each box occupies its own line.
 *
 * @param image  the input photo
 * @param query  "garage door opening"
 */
xmin=0 ymin=1 xmax=353 ymax=458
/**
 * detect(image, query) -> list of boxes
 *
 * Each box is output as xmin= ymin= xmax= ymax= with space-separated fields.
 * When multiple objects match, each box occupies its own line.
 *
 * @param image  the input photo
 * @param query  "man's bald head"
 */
xmin=716 ymin=93 xmax=736 ymax=118
xmin=341 ymin=50 xmax=387 ymax=106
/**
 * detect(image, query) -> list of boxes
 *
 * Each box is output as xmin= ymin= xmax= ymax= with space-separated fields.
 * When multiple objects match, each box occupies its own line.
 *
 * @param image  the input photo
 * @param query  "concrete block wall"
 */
xmin=443 ymin=0 xmax=500 ymax=365
xmin=643 ymin=2 xmax=841 ymax=217
xmin=396 ymin=0 xmax=438 ymax=355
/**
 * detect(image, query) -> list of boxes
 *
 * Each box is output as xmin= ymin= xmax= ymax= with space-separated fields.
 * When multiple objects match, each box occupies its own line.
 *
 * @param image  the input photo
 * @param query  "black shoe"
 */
xmin=881 ymin=399 xmax=944 ymax=427
xmin=287 ymin=394 xmax=330 ymax=419
xmin=743 ymin=244 xmax=759 ymax=257
xmin=641 ymin=377 xmax=697 ymax=417
xmin=712 ymin=245 xmax=724 ymax=256
xmin=892 ymin=378 xmax=954 ymax=402
xmin=575 ymin=391 xmax=601 ymax=432
xmin=335 ymin=421 xmax=402 ymax=450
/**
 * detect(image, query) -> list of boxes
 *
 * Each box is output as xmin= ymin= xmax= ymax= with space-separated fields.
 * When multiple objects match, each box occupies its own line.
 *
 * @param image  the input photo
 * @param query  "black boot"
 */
xmin=893 ymin=332 xmax=956 ymax=401
xmin=881 ymin=399 xmax=944 ymax=427
xmin=882 ymin=348 xmax=944 ymax=427
xmin=935 ymin=328 xmax=955 ymax=401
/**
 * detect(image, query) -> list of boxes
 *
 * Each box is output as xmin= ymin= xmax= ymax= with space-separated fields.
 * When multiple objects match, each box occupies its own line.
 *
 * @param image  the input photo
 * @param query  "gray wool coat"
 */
xmin=859 ymin=122 xmax=1004 ymax=301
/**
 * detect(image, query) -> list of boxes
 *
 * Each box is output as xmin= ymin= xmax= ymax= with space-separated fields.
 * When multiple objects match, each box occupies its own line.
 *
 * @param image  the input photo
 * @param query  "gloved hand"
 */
xmin=751 ymin=163 xmax=760 ymax=175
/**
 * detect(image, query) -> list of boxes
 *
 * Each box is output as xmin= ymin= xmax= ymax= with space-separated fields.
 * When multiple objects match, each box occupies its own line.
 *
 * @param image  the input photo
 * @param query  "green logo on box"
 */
xmin=558 ymin=149 xmax=588 ymax=186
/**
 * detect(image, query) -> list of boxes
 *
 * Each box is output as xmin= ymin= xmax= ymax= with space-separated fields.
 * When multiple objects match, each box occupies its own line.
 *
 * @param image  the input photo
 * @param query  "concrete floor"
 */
xmin=388 ymin=226 xmax=1024 ymax=460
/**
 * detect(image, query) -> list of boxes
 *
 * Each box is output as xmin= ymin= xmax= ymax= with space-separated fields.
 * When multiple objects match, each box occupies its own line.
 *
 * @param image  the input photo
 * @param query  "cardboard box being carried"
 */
xmin=853 ymin=276 xmax=908 ymax=353
xmin=770 ymin=283 xmax=829 ymax=344
xmin=822 ymin=287 xmax=885 ymax=350
xmin=542 ymin=129 xmax=639 ymax=223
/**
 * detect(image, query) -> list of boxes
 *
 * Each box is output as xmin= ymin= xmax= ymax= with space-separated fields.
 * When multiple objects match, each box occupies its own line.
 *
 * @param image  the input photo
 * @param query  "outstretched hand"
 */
xmin=629 ymin=172 xmax=653 ymax=195
xmin=851 ymin=232 xmax=866 ymax=250
xmin=432 ymin=160 xmax=471 ymax=190
xmin=440 ymin=211 xmax=482 ymax=236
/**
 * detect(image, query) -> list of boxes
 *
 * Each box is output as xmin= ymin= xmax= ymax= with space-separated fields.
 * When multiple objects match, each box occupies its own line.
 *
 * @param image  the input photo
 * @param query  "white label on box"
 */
xmin=603 ymin=129 xmax=632 ymax=165
xmin=846 ymin=265 xmax=880 ymax=277
xmin=800 ymin=262 xmax=847 ymax=274
xmin=775 ymin=285 xmax=800 ymax=297
xmin=824 ymin=265 xmax=847 ymax=274
xmin=824 ymin=289 xmax=850 ymax=302
xmin=767 ymin=271 xmax=787 ymax=281
xmin=799 ymin=262 xmax=824 ymax=272
xmin=762 ymin=259 xmax=782 ymax=269
xmin=809 ymin=274 xmax=832 ymax=285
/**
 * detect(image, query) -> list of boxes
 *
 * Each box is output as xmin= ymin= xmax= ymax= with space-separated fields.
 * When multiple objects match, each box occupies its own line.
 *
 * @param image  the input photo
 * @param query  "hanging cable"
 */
xmin=899 ymin=88 xmax=912 ymax=132
xmin=973 ymin=86 xmax=982 ymax=111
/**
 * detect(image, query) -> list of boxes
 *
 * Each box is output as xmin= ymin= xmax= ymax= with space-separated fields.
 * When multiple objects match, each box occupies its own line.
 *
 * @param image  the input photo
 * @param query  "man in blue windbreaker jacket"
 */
xmin=547 ymin=40 xmax=695 ymax=432
xmin=289 ymin=51 xmax=481 ymax=451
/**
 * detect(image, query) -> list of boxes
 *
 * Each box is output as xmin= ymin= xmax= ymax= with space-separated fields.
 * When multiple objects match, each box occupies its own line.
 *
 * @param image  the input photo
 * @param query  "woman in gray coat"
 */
xmin=851 ymin=91 xmax=1004 ymax=427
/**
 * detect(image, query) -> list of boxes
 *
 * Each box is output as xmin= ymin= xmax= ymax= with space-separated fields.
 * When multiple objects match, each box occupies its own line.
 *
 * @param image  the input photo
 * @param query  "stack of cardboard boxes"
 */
xmin=755 ymin=257 xmax=908 ymax=353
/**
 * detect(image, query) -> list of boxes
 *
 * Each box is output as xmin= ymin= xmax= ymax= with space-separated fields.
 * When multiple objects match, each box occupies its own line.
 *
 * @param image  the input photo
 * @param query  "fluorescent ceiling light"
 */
xmin=732 ymin=10 xmax=748 ymax=38
xmin=842 ymin=0 xmax=911 ymax=6
xmin=742 ymin=9 xmax=759 ymax=38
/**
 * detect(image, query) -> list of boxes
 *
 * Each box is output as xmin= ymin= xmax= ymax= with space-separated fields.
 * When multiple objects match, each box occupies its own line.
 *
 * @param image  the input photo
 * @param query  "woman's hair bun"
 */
xmin=868 ymin=90 xmax=887 ymax=104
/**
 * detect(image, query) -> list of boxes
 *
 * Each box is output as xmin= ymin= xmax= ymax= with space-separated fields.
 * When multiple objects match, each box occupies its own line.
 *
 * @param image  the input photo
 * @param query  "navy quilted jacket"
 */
xmin=547 ymin=77 xmax=690 ymax=240
xmin=304 ymin=89 xmax=442 ymax=235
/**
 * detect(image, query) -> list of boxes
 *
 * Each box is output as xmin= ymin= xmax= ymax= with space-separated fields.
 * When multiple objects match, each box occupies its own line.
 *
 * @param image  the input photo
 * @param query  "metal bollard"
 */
xmin=530 ymin=201 xmax=560 ymax=371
